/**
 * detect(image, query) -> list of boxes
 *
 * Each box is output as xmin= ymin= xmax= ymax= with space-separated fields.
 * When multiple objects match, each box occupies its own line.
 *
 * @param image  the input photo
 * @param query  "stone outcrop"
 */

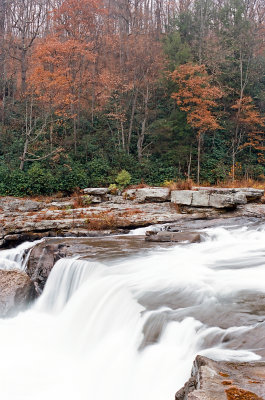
xmin=0 ymin=187 xmax=264 ymax=248
xmin=0 ymin=269 xmax=35 ymax=317
xmin=171 ymin=189 xmax=248 ymax=209
xmin=0 ymin=201 xmax=196 ymax=248
xmin=83 ymin=188 xmax=109 ymax=203
xmin=145 ymin=231 xmax=201 ymax=243
xmin=124 ymin=187 xmax=170 ymax=202
xmin=175 ymin=355 xmax=265 ymax=400
xmin=194 ymin=187 xmax=264 ymax=201
xmin=0 ymin=197 xmax=44 ymax=212
xmin=83 ymin=187 xmax=109 ymax=195
xmin=26 ymin=234 xmax=185 ymax=293
xmin=26 ymin=241 xmax=69 ymax=294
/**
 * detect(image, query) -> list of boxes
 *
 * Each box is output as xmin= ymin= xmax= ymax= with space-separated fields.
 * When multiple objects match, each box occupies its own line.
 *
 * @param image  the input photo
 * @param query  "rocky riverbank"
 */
xmin=1 ymin=191 xmax=265 ymax=398
xmin=176 ymin=355 xmax=265 ymax=400
xmin=0 ymin=186 xmax=264 ymax=248
xmin=0 ymin=185 xmax=264 ymax=313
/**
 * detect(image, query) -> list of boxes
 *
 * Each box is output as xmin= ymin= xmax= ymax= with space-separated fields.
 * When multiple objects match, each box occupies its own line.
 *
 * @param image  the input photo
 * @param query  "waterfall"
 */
xmin=0 ymin=240 xmax=43 ymax=271
xmin=0 ymin=224 xmax=265 ymax=400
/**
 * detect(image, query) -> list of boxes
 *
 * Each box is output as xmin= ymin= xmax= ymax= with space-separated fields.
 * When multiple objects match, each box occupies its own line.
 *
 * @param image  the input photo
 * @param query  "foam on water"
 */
xmin=0 ymin=240 xmax=43 ymax=271
xmin=0 ymin=224 xmax=265 ymax=400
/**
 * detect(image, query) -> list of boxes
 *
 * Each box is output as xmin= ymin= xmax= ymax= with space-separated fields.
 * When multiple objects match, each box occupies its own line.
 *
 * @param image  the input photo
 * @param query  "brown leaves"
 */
xmin=233 ymin=96 xmax=265 ymax=159
xmin=171 ymin=63 xmax=223 ymax=135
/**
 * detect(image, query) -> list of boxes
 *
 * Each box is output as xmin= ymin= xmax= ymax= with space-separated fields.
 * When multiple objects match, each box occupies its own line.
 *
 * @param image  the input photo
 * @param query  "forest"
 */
xmin=0 ymin=0 xmax=264 ymax=195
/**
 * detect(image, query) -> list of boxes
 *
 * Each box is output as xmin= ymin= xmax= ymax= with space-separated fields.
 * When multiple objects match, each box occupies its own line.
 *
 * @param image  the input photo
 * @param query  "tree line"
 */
xmin=0 ymin=0 xmax=264 ymax=195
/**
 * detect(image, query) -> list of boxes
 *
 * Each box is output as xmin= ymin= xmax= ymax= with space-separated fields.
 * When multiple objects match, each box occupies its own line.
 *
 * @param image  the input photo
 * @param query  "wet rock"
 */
xmin=175 ymin=355 xmax=265 ymax=400
xmin=0 ymin=269 xmax=35 ymax=317
xmin=26 ymin=241 xmax=69 ymax=294
xmin=124 ymin=187 xmax=170 ymax=203
xmin=145 ymin=231 xmax=201 ymax=243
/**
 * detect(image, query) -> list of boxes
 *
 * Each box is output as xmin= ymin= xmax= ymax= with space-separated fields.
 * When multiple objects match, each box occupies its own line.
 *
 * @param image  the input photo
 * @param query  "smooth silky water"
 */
xmin=1 ymin=223 xmax=265 ymax=400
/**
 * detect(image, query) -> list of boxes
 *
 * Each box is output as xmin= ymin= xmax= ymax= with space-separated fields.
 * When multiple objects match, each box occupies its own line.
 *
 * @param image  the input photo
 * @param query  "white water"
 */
xmin=0 ymin=240 xmax=43 ymax=271
xmin=0 ymin=224 xmax=265 ymax=400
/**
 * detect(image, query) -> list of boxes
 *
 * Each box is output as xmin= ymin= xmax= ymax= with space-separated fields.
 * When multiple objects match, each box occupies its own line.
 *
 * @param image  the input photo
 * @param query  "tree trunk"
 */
xmin=20 ymin=136 xmax=29 ymax=171
xmin=21 ymin=48 xmax=27 ymax=95
xmin=232 ymin=142 xmax=235 ymax=182
xmin=137 ymin=85 xmax=149 ymax=162
xmin=0 ymin=0 xmax=6 ymax=122
xmin=73 ymin=116 xmax=77 ymax=155
xmin=197 ymin=133 xmax=201 ymax=184
xmin=127 ymin=88 xmax=138 ymax=154
xmin=187 ymin=149 xmax=192 ymax=180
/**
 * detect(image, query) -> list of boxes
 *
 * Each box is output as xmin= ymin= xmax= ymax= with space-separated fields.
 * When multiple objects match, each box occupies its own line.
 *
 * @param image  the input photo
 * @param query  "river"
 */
xmin=0 ymin=222 xmax=265 ymax=399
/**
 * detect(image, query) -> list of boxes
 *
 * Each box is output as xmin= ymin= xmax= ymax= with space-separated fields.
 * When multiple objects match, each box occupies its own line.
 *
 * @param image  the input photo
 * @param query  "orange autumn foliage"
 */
xmin=231 ymin=96 xmax=265 ymax=162
xmin=28 ymin=0 xmax=111 ymax=118
xmin=171 ymin=63 xmax=223 ymax=135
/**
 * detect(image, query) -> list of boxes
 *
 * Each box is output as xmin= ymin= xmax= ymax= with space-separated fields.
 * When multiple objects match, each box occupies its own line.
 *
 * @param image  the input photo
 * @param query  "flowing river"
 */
xmin=0 ymin=222 xmax=265 ymax=400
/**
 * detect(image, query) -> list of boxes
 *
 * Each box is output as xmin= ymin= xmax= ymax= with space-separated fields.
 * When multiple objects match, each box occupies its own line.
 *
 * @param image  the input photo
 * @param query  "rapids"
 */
xmin=1 ymin=223 xmax=265 ymax=400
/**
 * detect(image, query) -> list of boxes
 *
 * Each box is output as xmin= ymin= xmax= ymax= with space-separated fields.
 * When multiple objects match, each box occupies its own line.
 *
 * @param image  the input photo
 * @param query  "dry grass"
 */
xmin=85 ymin=212 xmax=119 ymax=230
xmin=71 ymin=190 xmax=84 ymax=208
xmin=225 ymin=386 xmax=263 ymax=400
xmin=126 ymin=183 xmax=150 ymax=190
xmin=170 ymin=203 xmax=181 ymax=213
xmin=84 ymin=209 xmax=142 ymax=230
xmin=163 ymin=179 xmax=194 ymax=191
xmin=215 ymin=178 xmax=265 ymax=190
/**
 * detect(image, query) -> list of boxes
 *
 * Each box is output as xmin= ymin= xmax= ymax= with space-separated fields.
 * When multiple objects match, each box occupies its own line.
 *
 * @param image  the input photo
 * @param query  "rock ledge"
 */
xmin=176 ymin=355 xmax=265 ymax=400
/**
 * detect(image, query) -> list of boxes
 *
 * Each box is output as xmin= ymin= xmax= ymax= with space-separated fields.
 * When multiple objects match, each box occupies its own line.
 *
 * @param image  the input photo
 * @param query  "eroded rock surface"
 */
xmin=26 ymin=235 xmax=179 ymax=293
xmin=27 ymin=241 xmax=69 ymax=294
xmin=124 ymin=187 xmax=170 ymax=202
xmin=0 ymin=187 xmax=264 ymax=248
xmin=171 ymin=189 xmax=248 ymax=209
xmin=175 ymin=355 xmax=265 ymax=400
xmin=145 ymin=231 xmax=201 ymax=243
xmin=0 ymin=269 xmax=35 ymax=317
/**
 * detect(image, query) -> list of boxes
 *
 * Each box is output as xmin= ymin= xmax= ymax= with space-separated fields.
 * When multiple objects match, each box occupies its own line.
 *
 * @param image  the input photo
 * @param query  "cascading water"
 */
xmin=0 ymin=240 xmax=43 ymax=271
xmin=0 ymin=224 xmax=265 ymax=400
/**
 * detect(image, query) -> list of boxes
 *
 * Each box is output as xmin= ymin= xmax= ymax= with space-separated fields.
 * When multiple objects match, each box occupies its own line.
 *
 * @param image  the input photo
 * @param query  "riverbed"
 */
xmin=0 ymin=221 xmax=265 ymax=399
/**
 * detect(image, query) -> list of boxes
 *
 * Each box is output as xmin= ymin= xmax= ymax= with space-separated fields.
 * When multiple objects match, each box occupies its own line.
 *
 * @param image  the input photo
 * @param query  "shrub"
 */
xmin=115 ymin=170 xmax=131 ymax=189
xmin=109 ymin=183 xmax=119 ymax=195
xmin=26 ymin=164 xmax=55 ymax=195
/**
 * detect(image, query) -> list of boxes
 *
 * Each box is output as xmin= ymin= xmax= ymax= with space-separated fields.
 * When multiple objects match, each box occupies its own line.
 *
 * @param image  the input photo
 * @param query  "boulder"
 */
xmin=26 ymin=241 xmax=69 ymax=294
xmin=194 ymin=187 xmax=264 ymax=202
xmin=209 ymin=192 xmax=246 ymax=208
xmin=145 ymin=231 xmax=201 ymax=243
xmin=0 ymin=269 xmax=35 ymax=317
xmin=0 ymin=197 xmax=44 ymax=212
xmin=171 ymin=190 xmax=194 ymax=206
xmin=171 ymin=190 xmax=247 ymax=209
xmin=175 ymin=355 xmax=265 ymax=400
xmin=83 ymin=188 xmax=109 ymax=196
xmin=234 ymin=187 xmax=264 ymax=201
xmin=124 ymin=187 xmax=170 ymax=203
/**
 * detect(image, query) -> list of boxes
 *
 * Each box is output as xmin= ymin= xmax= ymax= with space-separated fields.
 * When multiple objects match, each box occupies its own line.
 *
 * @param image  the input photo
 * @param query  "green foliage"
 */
xmin=26 ymin=164 xmax=55 ymax=195
xmin=115 ymin=170 xmax=131 ymax=188
xmin=88 ymin=158 xmax=111 ymax=187
xmin=82 ymin=195 xmax=92 ymax=205
xmin=0 ymin=0 xmax=264 ymax=194
xmin=163 ymin=31 xmax=192 ymax=70
xmin=108 ymin=183 xmax=118 ymax=195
